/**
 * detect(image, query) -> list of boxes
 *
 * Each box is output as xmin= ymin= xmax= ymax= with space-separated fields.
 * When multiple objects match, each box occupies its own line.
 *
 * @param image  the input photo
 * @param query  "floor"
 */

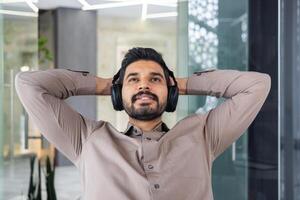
xmin=0 ymin=157 xmax=82 ymax=200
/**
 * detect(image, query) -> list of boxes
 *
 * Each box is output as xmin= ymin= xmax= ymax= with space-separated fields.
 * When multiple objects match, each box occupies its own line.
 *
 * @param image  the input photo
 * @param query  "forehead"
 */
xmin=125 ymin=60 xmax=164 ymax=76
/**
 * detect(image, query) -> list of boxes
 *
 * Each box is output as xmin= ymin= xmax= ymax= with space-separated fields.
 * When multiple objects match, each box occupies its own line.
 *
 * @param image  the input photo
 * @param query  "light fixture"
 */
xmin=141 ymin=2 xmax=148 ymax=20
xmin=77 ymin=0 xmax=91 ymax=8
xmin=0 ymin=9 xmax=37 ymax=17
xmin=0 ymin=0 xmax=39 ymax=13
xmin=144 ymin=0 xmax=177 ymax=7
xmin=0 ymin=0 xmax=38 ymax=3
xmin=24 ymin=0 xmax=38 ymax=13
xmin=145 ymin=11 xmax=177 ymax=19
xmin=79 ymin=0 xmax=141 ymax=10
xmin=77 ymin=0 xmax=178 ymax=20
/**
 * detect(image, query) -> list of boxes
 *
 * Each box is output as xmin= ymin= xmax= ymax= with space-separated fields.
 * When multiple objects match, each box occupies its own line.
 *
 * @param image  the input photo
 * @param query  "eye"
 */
xmin=128 ymin=77 xmax=138 ymax=82
xmin=151 ymin=77 xmax=161 ymax=82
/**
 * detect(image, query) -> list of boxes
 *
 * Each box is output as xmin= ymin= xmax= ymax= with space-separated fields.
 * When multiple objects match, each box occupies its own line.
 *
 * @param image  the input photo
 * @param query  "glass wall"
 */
xmin=280 ymin=0 xmax=300 ymax=199
xmin=187 ymin=0 xmax=248 ymax=199
xmin=0 ymin=4 xmax=4 ymax=199
xmin=0 ymin=3 xmax=39 ymax=198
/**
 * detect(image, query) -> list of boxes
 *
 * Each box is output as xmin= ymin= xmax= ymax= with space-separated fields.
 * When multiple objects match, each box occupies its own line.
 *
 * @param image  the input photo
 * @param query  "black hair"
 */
xmin=115 ymin=47 xmax=171 ymax=86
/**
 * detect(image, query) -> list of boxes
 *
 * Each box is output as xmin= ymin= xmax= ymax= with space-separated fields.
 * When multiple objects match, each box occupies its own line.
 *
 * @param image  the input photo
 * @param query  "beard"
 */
xmin=123 ymin=91 xmax=167 ymax=121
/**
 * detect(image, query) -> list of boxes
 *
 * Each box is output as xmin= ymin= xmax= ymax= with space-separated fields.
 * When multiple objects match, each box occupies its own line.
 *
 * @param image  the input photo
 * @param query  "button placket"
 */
xmin=145 ymin=137 xmax=152 ymax=141
xmin=141 ymin=136 xmax=162 ymax=193
xmin=144 ymin=163 xmax=155 ymax=172
xmin=141 ymin=145 xmax=161 ymax=193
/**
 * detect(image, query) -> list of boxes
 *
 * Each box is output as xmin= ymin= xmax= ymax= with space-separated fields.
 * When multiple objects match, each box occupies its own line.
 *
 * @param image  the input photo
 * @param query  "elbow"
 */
xmin=261 ymin=73 xmax=271 ymax=93
xmin=15 ymin=71 xmax=25 ymax=89
xmin=255 ymin=73 xmax=271 ymax=98
xmin=15 ymin=71 xmax=37 ymax=86
xmin=15 ymin=71 xmax=28 ymax=87
xmin=15 ymin=71 xmax=35 ymax=93
xmin=15 ymin=71 xmax=27 ymax=95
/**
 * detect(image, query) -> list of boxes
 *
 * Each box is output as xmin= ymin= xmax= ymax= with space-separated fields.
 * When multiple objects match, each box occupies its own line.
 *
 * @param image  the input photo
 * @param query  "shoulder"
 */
xmin=168 ymin=113 xmax=207 ymax=136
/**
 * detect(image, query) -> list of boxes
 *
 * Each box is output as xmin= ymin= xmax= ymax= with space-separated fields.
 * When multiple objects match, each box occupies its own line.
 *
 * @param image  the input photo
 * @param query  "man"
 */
xmin=15 ymin=47 xmax=271 ymax=200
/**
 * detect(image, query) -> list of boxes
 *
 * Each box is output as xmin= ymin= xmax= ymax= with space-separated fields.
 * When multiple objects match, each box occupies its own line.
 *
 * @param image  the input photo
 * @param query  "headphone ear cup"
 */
xmin=166 ymin=85 xmax=179 ymax=112
xmin=111 ymin=84 xmax=124 ymax=111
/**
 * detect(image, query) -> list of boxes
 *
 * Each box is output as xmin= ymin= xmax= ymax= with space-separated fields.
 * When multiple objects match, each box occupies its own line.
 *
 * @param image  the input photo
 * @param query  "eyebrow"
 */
xmin=125 ymin=72 xmax=165 ymax=80
xmin=125 ymin=72 xmax=138 ymax=80
xmin=150 ymin=72 xmax=164 ymax=79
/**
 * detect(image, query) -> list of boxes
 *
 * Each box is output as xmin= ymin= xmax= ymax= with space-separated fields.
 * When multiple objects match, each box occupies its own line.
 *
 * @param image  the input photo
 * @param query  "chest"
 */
xmin=80 ymin=130 xmax=211 ymax=179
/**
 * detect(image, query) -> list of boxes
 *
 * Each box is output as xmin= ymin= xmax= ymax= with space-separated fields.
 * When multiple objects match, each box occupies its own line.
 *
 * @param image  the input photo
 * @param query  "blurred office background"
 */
xmin=0 ymin=0 xmax=298 ymax=199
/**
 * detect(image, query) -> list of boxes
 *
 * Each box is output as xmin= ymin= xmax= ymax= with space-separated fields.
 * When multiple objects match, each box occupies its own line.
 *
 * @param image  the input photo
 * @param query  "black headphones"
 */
xmin=111 ymin=67 xmax=179 ymax=112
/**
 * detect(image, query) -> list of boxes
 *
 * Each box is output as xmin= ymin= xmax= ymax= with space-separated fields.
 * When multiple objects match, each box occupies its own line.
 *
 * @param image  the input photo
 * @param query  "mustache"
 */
xmin=132 ymin=91 xmax=158 ymax=103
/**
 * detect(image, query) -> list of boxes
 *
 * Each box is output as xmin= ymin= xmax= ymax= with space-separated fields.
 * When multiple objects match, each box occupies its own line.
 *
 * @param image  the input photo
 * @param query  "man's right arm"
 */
xmin=95 ymin=76 xmax=112 ymax=95
xmin=15 ymin=69 xmax=109 ymax=165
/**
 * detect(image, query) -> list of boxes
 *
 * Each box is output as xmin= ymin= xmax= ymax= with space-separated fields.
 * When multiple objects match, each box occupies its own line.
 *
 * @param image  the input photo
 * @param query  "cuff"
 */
xmin=66 ymin=69 xmax=97 ymax=96
xmin=186 ymin=69 xmax=216 ymax=95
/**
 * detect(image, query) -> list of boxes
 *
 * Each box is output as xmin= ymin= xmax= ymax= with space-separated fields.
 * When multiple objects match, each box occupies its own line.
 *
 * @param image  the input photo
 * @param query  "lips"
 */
xmin=136 ymin=94 xmax=154 ymax=100
xmin=133 ymin=92 xmax=157 ymax=103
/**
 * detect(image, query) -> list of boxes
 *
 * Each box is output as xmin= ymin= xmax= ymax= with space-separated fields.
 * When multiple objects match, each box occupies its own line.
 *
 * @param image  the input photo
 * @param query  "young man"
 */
xmin=15 ymin=47 xmax=271 ymax=200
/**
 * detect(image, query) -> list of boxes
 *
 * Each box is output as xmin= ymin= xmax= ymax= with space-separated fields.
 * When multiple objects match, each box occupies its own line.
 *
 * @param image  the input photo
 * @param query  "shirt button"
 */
xmin=148 ymin=164 xmax=154 ymax=169
xmin=154 ymin=184 xmax=160 ymax=189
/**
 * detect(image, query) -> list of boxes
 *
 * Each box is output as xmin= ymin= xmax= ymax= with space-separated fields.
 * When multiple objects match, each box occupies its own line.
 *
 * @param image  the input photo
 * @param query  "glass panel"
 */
xmin=187 ymin=0 xmax=248 ymax=199
xmin=0 ymin=4 xmax=4 ymax=199
xmin=0 ymin=2 xmax=38 ymax=198
xmin=280 ymin=0 xmax=300 ymax=199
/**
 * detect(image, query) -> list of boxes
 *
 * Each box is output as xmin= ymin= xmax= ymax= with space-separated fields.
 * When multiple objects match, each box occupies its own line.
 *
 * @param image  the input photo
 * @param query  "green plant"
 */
xmin=45 ymin=155 xmax=57 ymax=200
xmin=28 ymin=155 xmax=42 ymax=200
xmin=27 ymin=155 xmax=57 ymax=200
xmin=38 ymin=36 xmax=53 ymax=65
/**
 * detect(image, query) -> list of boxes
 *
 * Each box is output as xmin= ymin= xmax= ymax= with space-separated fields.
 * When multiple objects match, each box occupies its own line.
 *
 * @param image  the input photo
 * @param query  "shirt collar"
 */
xmin=122 ymin=121 xmax=169 ymax=137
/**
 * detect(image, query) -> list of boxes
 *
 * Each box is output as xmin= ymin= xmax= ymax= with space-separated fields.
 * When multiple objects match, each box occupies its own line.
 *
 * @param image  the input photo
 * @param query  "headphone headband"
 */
xmin=112 ymin=66 xmax=177 ymax=87
xmin=166 ymin=68 xmax=177 ymax=87
xmin=112 ymin=70 xmax=121 ymax=84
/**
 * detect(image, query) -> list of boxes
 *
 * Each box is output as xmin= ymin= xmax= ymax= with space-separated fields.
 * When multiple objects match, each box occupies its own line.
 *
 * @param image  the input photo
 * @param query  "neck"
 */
xmin=128 ymin=116 xmax=162 ymax=132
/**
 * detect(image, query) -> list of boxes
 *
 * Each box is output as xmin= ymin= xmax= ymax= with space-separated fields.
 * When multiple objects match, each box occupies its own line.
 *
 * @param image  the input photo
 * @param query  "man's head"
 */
xmin=111 ymin=47 xmax=177 ymax=121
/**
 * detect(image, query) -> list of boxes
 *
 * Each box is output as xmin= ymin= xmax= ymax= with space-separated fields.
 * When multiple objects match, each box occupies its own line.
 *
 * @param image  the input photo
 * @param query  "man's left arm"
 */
xmin=176 ymin=69 xmax=271 ymax=159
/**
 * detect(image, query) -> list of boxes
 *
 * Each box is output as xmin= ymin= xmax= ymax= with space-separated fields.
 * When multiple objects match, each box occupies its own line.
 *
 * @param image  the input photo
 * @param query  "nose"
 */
xmin=138 ymin=79 xmax=150 ymax=91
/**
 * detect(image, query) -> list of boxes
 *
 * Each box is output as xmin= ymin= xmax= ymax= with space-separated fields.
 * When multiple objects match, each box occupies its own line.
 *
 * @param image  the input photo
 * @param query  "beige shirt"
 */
xmin=15 ymin=68 xmax=271 ymax=200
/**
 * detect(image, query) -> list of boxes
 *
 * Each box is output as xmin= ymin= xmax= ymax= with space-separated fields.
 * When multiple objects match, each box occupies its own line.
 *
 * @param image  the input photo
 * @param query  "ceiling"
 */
xmin=0 ymin=0 xmax=180 ymax=21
